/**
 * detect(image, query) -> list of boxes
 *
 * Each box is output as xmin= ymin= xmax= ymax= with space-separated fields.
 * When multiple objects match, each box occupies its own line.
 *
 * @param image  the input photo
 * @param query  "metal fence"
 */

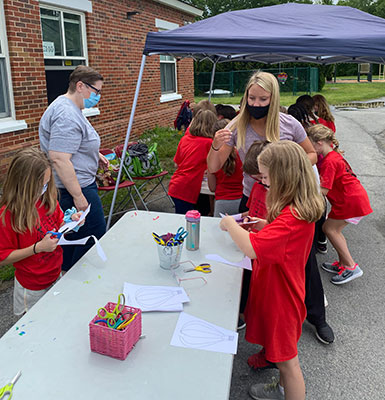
xmin=194 ymin=67 xmax=318 ymax=97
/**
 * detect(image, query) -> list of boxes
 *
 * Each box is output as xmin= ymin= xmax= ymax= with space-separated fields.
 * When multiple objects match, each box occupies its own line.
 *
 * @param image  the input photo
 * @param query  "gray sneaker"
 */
xmin=249 ymin=380 xmax=284 ymax=400
xmin=331 ymin=264 xmax=363 ymax=285
xmin=321 ymin=261 xmax=341 ymax=274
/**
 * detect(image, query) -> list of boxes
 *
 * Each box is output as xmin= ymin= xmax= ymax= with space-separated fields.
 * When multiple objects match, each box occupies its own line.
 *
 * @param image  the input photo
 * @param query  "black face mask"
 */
xmin=246 ymin=103 xmax=270 ymax=120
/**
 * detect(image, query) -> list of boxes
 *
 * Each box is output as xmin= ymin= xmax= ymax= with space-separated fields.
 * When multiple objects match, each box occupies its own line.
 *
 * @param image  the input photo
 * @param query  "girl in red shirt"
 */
xmin=208 ymin=119 xmax=243 ymax=217
xmin=168 ymin=109 xmax=217 ymax=214
xmin=308 ymin=124 xmax=372 ymax=285
xmin=0 ymin=148 xmax=81 ymax=315
xmin=221 ymin=141 xmax=324 ymax=400
xmin=313 ymin=94 xmax=336 ymax=133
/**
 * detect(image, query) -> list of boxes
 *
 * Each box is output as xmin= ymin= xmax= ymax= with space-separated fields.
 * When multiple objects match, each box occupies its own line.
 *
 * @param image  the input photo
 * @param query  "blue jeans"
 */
xmin=171 ymin=197 xmax=196 ymax=215
xmin=59 ymin=182 xmax=106 ymax=271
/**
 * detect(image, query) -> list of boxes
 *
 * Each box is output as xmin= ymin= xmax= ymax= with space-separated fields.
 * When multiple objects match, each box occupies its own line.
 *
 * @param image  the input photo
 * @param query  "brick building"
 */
xmin=0 ymin=0 xmax=201 ymax=178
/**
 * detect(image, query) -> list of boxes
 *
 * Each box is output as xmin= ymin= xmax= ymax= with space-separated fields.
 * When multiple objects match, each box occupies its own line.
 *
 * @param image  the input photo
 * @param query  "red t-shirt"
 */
xmin=245 ymin=206 xmax=314 ymax=363
xmin=311 ymin=118 xmax=336 ymax=133
xmin=0 ymin=201 xmax=64 ymax=290
xmin=320 ymin=151 xmax=372 ymax=219
xmin=214 ymin=152 xmax=243 ymax=200
xmin=168 ymin=134 xmax=212 ymax=204
xmin=247 ymin=181 xmax=268 ymax=219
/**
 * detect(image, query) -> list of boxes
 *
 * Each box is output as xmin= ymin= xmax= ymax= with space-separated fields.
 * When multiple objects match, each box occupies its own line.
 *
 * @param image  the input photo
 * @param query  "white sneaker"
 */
xmin=324 ymin=294 xmax=328 ymax=308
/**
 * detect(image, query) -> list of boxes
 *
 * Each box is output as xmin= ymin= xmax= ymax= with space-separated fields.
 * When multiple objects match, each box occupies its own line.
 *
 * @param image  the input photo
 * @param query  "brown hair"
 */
xmin=192 ymin=100 xmax=216 ymax=118
xmin=307 ymin=124 xmax=343 ymax=154
xmin=68 ymin=65 xmax=103 ymax=93
xmin=243 ymin=140 xmax=270 ymax=175
xmin=189 ymin=109 xmax=217 ymax=138
xmin=258 ymin=141 xmax=324 ymax=224
xmin=213 ymin=119 xmax=238 ymax=175
xmin=312 ymin=94 xmax=335 ymax=123
xmin=0 ymin=147 xmax=58 ymax=233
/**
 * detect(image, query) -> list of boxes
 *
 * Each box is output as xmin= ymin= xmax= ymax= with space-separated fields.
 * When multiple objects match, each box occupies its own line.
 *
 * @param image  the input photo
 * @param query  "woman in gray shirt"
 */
xmin=39 ymin=65 xmax=108 ymax=271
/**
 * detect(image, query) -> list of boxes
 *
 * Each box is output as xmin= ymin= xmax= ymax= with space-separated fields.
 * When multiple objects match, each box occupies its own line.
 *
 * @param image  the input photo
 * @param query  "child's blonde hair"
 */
xmin=189 ymin=109 xmax=217 ymax=138
xmin=307 ymin=124 xmax=343 ymax=154
xmin=258 ymin=141 xmax=324 ymax=224
xmin=0 ymin=147 xmax=57 ymax=233
xmin=312 ymin=94 xmax=335 ymax=123
xmin=230 ymin=71 xmax=280 ymax=149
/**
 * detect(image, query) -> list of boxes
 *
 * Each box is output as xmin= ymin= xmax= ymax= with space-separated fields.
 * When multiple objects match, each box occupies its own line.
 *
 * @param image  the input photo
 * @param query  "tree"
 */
xmin=185 ymin=0 xmax=311 ymax=19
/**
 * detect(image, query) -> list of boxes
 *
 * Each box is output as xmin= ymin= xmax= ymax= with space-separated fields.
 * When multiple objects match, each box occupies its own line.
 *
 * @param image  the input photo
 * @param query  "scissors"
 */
xmin=0 ymin=370 xmax=21 ymax=400
xmin=152 ymin=232 xmax=166 ymax=246
xmin=173 ymin=227 xmax=188 ymax=242
xmin=184 ymin=263 xmax=212 ymax=273
xmin=46 ymin=231 xmax=63 ymax=239
xmin=97 ymin=293 xmax=126 ymax=320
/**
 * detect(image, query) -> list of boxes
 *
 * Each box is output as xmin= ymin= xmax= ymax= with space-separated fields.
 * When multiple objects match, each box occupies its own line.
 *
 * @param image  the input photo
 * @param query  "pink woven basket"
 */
xmin=89 ymin=302 xmax=142 ymax=360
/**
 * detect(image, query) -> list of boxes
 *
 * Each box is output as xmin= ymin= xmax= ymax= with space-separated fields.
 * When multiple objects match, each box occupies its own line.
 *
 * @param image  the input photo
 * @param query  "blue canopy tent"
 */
xmin=107 ymin=3 xmax=385 ymax=228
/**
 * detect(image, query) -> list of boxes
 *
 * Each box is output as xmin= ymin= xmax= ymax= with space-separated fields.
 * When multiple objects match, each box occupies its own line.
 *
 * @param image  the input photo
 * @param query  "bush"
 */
xmin=139 ymin=126 xmax=182 ymax=175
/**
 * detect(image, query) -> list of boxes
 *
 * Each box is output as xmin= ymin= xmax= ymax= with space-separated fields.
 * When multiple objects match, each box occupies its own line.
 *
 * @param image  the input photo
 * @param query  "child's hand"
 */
xmin=36 ymin=234 xmax=59 ymax=253
xmin=239 ymin=217 xmax=267 ymax=232
xmin=213 ymin=128 xmax=232 ymax=150
xmin=220 ymin=215 xmax=235 ymax=231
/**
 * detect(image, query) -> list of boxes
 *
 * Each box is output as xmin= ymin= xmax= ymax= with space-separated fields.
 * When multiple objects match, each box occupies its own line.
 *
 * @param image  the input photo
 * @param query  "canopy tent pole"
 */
xmin=107 ymin=54 xmax=147 ymax=230
xmin=208 ymin=59 xmax=218 ymax=102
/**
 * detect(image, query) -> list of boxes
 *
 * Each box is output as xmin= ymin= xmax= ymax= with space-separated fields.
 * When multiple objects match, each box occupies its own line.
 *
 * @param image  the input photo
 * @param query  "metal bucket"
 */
xmin=156 ymin=242 xmax=184 ymax=270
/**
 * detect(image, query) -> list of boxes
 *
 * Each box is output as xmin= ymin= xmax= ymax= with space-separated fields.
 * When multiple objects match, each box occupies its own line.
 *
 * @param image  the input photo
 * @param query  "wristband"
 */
xmin=211 ymin=143 xmax=220 ymax=151
xmin=33 ymin=242 xmax=38 ymax=255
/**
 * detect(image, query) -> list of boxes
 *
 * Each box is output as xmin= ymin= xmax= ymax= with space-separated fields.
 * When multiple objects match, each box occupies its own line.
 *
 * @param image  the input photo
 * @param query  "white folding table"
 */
xmin=0 ymin=211 xmax=243 ymax=399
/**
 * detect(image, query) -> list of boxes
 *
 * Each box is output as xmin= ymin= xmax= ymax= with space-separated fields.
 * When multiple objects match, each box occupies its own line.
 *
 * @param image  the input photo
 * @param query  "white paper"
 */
xmin=123 ymin=282 xmax=189 ymax=312
xmin=58 ymin=234 xmax=107 ymax=262
xmin=205 ymin=254 xmax=252 ymax=270
xmin=59 ymin=204 xmax=91 ymax=233
xmin=220 ymin=212 xmax=243 ymax=222
xmin=170 ymin=312 xmax=238 ymax=355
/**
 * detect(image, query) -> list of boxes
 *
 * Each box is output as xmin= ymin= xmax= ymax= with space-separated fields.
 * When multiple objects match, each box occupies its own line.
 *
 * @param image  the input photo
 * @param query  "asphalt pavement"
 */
xmin=1 ymin=107 xmax=385 ymax=399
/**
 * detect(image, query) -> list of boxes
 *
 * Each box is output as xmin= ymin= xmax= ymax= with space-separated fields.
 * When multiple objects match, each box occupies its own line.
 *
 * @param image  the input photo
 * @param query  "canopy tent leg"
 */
xmin=107 ymin=54 xmax=147 ymax=230
xmin=208 ymin=59 xmax=218 ymax=102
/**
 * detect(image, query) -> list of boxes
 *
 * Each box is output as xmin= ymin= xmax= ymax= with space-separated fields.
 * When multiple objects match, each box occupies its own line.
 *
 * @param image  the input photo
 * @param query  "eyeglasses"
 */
xmin=82 ymin=81 xmax=101 ymax=95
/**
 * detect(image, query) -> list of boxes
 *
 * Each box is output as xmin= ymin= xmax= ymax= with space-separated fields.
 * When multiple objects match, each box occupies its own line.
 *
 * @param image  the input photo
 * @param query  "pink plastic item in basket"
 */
xmin=89 ymin=302 xmax=142 ymax=360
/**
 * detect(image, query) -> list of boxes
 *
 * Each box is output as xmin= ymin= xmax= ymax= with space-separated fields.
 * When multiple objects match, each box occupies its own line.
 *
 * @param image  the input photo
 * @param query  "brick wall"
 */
xmin=0 ymin=0 xmax=47 ymax=177
xmin=0 ymin=0 xmax=195 ymax=178
xmin=86 ymin=0 xmax=195 ymax=148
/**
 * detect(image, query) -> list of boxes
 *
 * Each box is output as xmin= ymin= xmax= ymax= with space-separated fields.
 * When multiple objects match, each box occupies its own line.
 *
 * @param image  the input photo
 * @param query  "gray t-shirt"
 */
xmin=39 ymin=95 xmax=100 ymax=189
xmin=227 ymin=112 xmax=307 ymax=197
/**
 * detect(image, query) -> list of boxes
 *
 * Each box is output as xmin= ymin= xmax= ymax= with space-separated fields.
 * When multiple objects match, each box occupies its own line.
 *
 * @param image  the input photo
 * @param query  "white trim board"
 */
xmin=39 ymin=0 xmax=92 ymax=13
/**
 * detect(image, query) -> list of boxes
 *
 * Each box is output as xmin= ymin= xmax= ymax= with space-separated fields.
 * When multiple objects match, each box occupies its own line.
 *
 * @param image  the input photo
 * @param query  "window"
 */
xmin=156 ymin=19 xmax=182 ymax=103
xmin=40 ymin=5 xmax=88 ymax=104
xmin=0 ymin=0 xmax=11 ymax=118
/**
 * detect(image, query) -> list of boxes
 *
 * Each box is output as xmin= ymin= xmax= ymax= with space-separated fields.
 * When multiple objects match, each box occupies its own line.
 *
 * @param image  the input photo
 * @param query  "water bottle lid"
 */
xmin=185 ymin=210 xmax=201 ymax=221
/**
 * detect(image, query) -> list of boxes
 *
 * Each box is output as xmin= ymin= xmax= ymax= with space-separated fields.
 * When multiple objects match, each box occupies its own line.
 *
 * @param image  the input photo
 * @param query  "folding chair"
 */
xmin=115 ymin=143 xmax=174 ymax=210
xmin=97 ymin=149 xmax=139 ymax=218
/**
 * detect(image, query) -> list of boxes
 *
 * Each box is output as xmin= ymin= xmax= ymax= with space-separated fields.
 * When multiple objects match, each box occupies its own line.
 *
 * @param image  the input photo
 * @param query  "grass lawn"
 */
xmin=195 ymin=81 xmax=385 ymax=106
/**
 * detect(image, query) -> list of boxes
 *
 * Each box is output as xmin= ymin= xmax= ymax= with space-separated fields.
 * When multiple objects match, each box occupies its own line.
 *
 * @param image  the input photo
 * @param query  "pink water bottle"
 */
xmin=185 ymin=210 xmax=201 ymax=251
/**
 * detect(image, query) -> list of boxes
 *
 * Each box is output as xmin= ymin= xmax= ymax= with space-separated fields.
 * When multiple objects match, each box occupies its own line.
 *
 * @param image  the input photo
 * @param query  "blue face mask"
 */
xmin=83 ymin=91 xmax=101 ymax=108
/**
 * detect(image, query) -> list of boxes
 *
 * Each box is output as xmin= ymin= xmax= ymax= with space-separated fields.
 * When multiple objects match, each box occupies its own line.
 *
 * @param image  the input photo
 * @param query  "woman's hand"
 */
xmin=71 ymin=211 xmax=85 ymax=227
xmin=212 ymin=129 xmax=232 ymax=151
xmin=99 ymin=153 xmax=109 ymax=169
xmin=36 ymin=234 xmax=59 ymax=253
